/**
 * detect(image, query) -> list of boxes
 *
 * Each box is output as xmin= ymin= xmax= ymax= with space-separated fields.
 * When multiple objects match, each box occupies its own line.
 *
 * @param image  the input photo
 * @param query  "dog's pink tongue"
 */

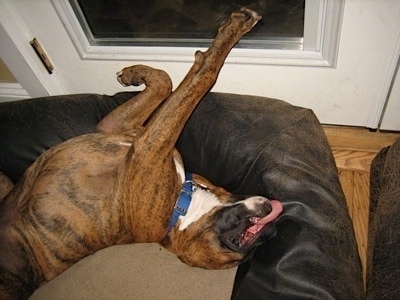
xmin=247 ymin=200 xmax=283 ymax=235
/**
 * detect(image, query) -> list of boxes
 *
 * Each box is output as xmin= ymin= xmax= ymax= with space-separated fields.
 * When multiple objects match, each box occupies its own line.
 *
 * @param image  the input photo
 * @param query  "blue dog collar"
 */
xmin=168 ymin=172 xmax=195 ymax=232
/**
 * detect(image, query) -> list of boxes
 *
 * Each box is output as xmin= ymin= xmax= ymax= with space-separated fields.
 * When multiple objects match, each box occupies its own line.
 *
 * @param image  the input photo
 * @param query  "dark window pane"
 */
xmin=70 ymin=0 xmax=305 ymax=49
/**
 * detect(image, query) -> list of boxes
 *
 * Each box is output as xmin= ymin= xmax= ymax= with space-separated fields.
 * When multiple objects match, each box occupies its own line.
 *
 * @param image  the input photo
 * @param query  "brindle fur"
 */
xmin=0 ymin=9 xmax=261 ymax=299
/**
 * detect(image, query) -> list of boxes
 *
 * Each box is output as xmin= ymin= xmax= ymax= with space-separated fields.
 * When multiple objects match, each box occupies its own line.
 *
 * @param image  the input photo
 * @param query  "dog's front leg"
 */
xmin=97 ymin=65 xmax=172 ymax=134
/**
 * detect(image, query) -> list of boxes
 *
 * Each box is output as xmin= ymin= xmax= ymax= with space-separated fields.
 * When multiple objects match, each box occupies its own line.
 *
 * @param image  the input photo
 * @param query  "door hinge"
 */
xmin=30 ymin=38 xmax=54 ymax=74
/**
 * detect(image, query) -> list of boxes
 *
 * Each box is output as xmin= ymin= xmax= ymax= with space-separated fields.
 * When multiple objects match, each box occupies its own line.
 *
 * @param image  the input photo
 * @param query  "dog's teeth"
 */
xmin=249 ymin=217 xmax=259 ymax=225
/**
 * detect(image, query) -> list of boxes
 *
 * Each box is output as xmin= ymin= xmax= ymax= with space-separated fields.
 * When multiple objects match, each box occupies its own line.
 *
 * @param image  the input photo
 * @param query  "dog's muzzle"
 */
xmin=216 ymin=199 xmax=283 ymax=253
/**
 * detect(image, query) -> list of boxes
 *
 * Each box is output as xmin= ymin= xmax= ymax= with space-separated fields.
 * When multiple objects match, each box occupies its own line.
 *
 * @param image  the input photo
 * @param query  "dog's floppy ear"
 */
xmin=192 ymin=174 xmax=234 ymax=204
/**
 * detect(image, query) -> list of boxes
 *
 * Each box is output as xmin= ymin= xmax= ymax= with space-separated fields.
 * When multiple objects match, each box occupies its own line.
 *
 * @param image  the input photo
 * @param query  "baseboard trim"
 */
xmin=0 ymin=82 xmax=30 ymax=102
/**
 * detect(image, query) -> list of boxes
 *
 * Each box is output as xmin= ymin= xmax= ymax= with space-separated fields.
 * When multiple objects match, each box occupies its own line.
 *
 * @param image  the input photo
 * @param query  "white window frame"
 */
xmin=53 ymin=0 xmax=343 ymax=67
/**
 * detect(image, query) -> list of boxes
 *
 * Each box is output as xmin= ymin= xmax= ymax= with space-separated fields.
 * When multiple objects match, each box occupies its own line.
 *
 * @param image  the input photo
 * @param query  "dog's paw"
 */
xmin=116 ymin=70 xmax=129 ymax=87
xmin=116 ymin=70 xmax=143 ymax=87
xmin=116 ymin=65 xmax=148 ymax=87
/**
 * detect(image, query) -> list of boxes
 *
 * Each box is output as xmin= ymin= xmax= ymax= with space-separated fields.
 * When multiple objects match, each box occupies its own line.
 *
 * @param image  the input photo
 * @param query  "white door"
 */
xmin=1 ymin=0 xmax=400 ymax=129
xmin=0 ymin=0 xmax=67 ymax=98
xmin=380 ymin=56 xmax=400 ymax=131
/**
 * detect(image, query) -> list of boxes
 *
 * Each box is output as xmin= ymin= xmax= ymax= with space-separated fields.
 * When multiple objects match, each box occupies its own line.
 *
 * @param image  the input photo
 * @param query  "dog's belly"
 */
xmin=28 ymin=132 xmax=131 ymax=211
xmin=3 ymin=133 xmax=133 ymax=280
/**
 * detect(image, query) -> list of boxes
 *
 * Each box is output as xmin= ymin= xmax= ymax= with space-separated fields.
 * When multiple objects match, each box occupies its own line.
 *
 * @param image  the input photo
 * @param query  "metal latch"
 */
xmin=30 ymin=38 xmax=54 ymax=74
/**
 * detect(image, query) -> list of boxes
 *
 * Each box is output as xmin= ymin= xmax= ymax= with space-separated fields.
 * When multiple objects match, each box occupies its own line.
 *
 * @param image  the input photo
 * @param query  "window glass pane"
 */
xmin=70 ymin=0 xmax=305 ymax=49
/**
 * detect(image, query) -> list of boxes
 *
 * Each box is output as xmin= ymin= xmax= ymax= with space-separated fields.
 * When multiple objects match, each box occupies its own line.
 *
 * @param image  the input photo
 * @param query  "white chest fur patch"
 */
xmin=178 ymin=188 xmax=223 ymax=231
xmin=173 ymin=156 xmax=224 ymax=231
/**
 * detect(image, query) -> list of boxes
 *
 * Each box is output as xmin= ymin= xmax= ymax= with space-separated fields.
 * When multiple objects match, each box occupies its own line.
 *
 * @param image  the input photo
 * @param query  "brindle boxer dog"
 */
xmin=0 ymin=8 xmax=283 ymax=299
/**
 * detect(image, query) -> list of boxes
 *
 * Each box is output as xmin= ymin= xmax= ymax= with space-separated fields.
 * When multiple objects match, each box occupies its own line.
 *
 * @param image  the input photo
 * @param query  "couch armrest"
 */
xmin=367 ymin=137 xmax=400 ymax=299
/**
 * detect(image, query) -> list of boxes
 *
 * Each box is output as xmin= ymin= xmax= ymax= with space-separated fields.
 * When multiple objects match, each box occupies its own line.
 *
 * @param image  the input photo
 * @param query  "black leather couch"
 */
xmin=367 ymin=136 xmax=400 ymax=299
xmin=0 ymin=92 xmax=364 ymax=299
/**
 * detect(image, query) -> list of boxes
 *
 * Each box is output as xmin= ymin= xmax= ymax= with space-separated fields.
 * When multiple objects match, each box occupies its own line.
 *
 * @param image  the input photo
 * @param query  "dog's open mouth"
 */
xmin=222 ymin=200 xmax=283 ymax=252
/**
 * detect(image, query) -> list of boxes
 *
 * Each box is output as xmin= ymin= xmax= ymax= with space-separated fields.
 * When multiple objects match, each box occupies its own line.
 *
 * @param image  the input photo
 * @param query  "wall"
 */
xmin=0 ymin=58 xmax=17 ymax=83
xmin=1 ymin=0 xmax=399 ymax=129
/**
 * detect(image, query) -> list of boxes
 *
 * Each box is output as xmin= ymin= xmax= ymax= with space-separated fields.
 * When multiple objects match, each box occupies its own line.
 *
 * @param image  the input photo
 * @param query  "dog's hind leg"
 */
xmin=97 ymin=65 xmax=172 ymax=134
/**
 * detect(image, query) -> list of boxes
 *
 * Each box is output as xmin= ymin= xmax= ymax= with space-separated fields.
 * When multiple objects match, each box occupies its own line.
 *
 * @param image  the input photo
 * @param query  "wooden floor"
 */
xmin=323 ymin=126 xmax=399 ymax=287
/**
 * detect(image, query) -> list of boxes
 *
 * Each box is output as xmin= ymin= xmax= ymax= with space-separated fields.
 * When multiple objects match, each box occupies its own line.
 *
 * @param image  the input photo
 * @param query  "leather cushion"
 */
xmin=0 ymin=92 xmax=135 ymax=183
